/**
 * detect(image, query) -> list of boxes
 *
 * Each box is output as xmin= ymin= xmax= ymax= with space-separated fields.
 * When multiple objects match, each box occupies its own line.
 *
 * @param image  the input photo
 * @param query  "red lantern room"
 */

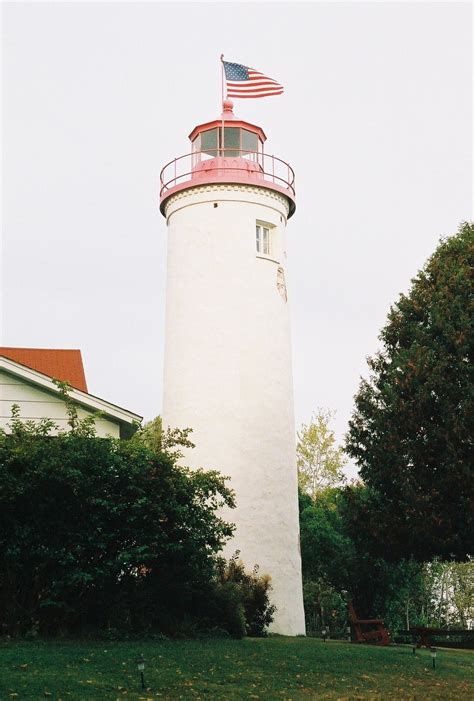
xmin=159 ymin=100 xmax=295 ymax=217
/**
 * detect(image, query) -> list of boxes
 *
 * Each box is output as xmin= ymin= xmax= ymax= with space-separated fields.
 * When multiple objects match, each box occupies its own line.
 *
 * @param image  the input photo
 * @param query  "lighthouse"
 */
xmin=159 ymin=100 xmax=305 ymax=635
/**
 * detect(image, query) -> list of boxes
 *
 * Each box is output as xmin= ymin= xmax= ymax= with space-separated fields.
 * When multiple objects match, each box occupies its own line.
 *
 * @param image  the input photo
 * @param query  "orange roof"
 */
xmin=0 ymin=348 xmax=88 ymax=392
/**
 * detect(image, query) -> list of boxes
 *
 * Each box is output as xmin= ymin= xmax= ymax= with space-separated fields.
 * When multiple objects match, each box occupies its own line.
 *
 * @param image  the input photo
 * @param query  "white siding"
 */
xmin=0 ymin=370 xmax=120 ymax=438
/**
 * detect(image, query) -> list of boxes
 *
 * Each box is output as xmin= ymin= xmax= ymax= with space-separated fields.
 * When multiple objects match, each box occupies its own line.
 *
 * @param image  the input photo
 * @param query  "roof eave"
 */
xmin=188 ymin=119 xmax=267 ymax=143
xmin=0 ymin=357 xmax=143 ymax=431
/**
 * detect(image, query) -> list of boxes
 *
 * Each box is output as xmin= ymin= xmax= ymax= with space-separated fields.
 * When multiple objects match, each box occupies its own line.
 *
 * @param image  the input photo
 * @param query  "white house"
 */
xmin=0 ymin=348 xmax=141 ymax=438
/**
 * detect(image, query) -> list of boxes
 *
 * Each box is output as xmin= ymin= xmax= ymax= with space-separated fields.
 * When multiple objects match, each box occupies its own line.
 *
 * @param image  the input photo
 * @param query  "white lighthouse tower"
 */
xmin=159 ymin=100 xmax=305 ymax=635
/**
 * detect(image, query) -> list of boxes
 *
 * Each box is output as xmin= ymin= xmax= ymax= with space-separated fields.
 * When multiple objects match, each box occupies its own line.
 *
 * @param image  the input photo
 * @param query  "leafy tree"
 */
xmin=0 ymin=407 xmax=237 ymax=637
xmin=448 ymin=560 xmax=474 ymax=626
xmin=297 ymin=409 xmax=346 ymax=497
xmin=132 ymin=415 xmax=195 ymax=462
xmin=132 ymin=415 xmax=163 ymax=451
xmin=299 ymin=488 xmax=353 ymax=631
xmin=299 ymin=488 xmax=354 ymax=589
xmin=299 ymin=485 xmax=429 ymax=633
xmin=1 ymin=397 xmax=279 ymax=639
xmin=346 ymin=223 xmax=473 ymax=561
xmin=302 ymin=578 xmax=347 ymax=633
xmin=421 ymin=559 xmax=474 ymax=627
xmin=299 ymin=486 xmax=473 ymax=635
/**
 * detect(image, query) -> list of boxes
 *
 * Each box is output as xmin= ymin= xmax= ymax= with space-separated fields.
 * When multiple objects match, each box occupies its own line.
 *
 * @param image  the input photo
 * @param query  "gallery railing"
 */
xmin=160 ymin=150 xmax=296 ymax=199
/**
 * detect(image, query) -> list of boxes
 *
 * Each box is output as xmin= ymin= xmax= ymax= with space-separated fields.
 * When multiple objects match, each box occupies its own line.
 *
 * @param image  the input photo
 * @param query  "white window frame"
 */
xmin=256 ymin=223 xmax=272 ymax=257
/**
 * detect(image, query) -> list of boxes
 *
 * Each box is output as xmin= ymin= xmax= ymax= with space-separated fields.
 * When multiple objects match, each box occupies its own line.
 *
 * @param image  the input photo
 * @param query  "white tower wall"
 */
xmin=162 ymin=183 xmax=305 ymax=635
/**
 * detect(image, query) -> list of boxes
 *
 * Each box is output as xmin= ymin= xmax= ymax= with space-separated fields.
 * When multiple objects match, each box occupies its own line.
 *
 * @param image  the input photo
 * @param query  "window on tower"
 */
xmin=256 ymin=223 xmax=271 ymax=256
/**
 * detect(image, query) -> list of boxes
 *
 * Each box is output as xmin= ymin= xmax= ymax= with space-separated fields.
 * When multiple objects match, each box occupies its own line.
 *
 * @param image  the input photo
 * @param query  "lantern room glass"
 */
xmin=192 ymin=127 xmax=261 ymax=162
xmin=200 ymin=128 xmax=219 ymax=156
xmin=242 ymin=129 xmax=258 ymax=156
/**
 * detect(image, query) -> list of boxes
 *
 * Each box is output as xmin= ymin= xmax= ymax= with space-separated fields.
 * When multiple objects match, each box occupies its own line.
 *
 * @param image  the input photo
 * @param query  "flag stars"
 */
xmin=224 ymin=62 xmax=249 ymax=81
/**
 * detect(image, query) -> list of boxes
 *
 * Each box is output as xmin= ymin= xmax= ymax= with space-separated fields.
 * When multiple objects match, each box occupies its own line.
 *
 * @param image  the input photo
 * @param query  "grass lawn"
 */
xmin=0 ymin=637 xmax=472 ymax=700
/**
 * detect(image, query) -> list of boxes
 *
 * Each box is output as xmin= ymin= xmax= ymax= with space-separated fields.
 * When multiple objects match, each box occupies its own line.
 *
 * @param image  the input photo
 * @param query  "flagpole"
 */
xmin=220 ymin=54 xmax=225 ymax=156
xmin=221 ymin=53 xmax=226 ymax=105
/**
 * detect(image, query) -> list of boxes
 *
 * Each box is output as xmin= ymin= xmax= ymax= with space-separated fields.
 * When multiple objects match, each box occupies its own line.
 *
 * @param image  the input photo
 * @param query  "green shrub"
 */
xmin=217 ymin=552 xmax=276 ymax=637
xmin=0 ymin=410 xmax=235 ymax=637
xmin=0 ymin=402 xmax=279 ymax=640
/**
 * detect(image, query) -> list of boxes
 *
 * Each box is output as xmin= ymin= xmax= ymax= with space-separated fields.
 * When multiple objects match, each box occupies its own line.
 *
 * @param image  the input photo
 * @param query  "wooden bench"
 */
xmin=400 ymin=627 xmax=474 ymax=649
xmin=348 ymin=601 xmax=390 ymax=646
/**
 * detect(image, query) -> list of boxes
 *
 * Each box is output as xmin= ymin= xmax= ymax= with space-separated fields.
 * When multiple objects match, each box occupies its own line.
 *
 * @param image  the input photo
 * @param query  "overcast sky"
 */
xmin=2 ymin=1 xmax=472 ymax=472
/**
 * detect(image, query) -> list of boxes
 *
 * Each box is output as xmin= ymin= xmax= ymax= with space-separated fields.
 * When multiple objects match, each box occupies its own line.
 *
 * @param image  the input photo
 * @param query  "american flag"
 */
xmin=223 ymin=61 xmax=284 ymax=99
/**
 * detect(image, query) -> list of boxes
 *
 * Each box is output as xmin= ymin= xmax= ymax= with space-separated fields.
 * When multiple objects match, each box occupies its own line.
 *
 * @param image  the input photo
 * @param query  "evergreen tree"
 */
xmin=346 ymin=223 xmax=473 ymax=560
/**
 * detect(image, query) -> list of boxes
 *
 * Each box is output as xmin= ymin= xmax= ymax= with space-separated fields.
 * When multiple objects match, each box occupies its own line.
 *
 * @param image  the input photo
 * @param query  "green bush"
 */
xmin=0 ymin=407 xmax=236 ymax=637
xmin=0 ymin=402 xmax=280 ymax=640
xmin=217 ymin=552 xmax=276 ymax=637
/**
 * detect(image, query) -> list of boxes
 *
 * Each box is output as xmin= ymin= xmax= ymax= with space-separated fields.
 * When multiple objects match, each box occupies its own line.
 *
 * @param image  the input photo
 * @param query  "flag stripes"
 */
xmin=223 ymin=61 xmax=284 ymax=99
